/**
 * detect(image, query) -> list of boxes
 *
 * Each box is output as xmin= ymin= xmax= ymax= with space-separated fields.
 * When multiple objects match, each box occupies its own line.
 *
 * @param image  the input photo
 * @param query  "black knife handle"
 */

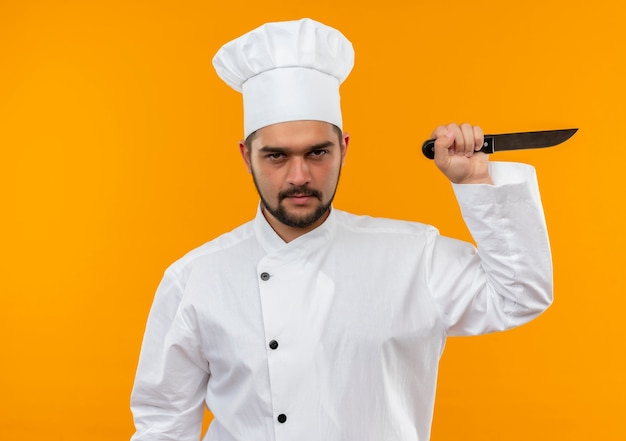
xmin=421 ymin=136 xmax=495 ymax=159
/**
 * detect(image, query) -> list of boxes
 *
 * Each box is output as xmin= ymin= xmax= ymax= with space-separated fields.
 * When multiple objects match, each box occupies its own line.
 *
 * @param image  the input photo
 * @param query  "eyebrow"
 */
xmin=258 ymin=141 xmax=336 ymax=153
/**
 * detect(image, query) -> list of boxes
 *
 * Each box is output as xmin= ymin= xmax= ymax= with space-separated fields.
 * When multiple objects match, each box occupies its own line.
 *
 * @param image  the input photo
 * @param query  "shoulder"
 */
xmin=333 ymin=209 xmax=438 ymax=239
xmin=166 ymin=219 xmax=258 ymax=275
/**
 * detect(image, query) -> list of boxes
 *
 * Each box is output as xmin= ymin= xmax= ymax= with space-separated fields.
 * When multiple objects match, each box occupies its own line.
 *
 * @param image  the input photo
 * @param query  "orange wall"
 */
xmin=1 ymin=1 xmax=624 ymax=440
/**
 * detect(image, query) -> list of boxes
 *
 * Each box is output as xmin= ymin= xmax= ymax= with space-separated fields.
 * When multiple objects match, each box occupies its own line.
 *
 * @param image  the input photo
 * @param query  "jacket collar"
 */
xmin=253 ymin=203 xmax=337 ymax=260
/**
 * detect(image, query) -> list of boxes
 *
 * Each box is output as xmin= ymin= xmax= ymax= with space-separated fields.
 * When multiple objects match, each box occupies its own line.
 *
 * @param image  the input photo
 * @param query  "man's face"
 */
xmin=240 ymin=120 xmax=348 ymax=236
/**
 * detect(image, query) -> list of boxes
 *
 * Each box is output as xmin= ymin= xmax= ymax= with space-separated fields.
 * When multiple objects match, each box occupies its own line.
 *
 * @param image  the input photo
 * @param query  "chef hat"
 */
xmin=212 ymin=18 xmax=354 ymax=139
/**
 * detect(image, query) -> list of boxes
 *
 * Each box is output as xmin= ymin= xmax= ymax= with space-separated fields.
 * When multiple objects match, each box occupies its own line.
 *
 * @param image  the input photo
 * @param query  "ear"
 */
xmin=239 ymin=140 xmax=252 ymax=173
xmin=340 ymin=132 xmax=350 ymax=166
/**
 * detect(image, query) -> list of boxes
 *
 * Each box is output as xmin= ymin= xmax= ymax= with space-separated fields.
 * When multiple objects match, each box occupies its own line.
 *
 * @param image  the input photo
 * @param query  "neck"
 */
xmin=261 ymin=206 xmax=331 ymax=243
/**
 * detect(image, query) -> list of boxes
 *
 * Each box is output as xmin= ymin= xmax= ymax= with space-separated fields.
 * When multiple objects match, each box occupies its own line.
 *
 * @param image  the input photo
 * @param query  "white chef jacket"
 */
xmin=130 ymin=162 xmax=552 ymax=441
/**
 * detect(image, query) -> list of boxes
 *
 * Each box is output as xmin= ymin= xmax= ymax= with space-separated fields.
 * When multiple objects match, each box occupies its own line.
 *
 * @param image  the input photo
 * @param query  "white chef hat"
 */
xmin=212 ymin=18 xmax=354 ymax=139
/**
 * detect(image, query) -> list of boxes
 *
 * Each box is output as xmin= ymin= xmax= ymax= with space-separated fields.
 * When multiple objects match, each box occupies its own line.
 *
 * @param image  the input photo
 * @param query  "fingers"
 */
xmin=472 ymin=125 xmax=484 ymax=153
xmin=431 ymin=123 xmax=484 ymax=158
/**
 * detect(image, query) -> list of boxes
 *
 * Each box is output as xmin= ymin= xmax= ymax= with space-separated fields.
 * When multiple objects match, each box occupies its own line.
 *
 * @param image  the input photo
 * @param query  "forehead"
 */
xmin=251 ymin=120 xmax=339 ymax=150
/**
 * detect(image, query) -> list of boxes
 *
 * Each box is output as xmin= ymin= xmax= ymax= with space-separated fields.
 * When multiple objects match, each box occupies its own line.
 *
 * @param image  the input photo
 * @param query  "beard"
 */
xmin=263 ymin=189 xmax=331 ymax=228
xmin=251 ymin=169 xmax=340 ymax=229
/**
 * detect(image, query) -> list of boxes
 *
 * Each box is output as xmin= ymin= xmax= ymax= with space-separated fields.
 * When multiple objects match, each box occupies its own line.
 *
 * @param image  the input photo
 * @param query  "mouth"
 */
xmin=279 ymin=187 xmax=322 ymax=203
xmin=285 ymin=194 xmax=314 ymax=205
xmin=289 ymin=193 xmax=313 ymax=198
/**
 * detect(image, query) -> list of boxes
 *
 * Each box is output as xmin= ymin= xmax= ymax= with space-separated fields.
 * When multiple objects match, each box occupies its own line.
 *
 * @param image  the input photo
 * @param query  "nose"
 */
xmin=286 ymin=157 xmax=311 ymax=186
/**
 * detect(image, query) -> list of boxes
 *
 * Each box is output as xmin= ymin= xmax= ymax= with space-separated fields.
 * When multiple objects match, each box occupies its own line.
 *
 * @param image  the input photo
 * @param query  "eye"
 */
xmin=266 ymin=152 xmax=285 ymax=161
xmin=308 ymin=149 xmax=328 ymax=158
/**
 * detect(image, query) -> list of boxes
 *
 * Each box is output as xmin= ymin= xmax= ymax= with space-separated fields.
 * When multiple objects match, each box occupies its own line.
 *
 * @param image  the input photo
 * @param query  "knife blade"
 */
xmin=421 ymin=128 xmax=578 ymax=160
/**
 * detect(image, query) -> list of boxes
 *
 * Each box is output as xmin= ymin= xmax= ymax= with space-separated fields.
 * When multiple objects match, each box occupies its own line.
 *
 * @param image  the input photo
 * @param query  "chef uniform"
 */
xmin=130 ymin=18 xmax=553 ymax=441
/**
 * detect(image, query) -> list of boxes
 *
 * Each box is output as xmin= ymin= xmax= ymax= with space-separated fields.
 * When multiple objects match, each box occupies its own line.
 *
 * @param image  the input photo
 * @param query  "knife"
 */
xmin=421 ymin=128 xmax=578 ymax=159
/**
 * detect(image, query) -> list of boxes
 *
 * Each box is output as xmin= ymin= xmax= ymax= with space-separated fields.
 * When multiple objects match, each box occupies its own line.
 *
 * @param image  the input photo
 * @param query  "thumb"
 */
xmin=434 ymin=130 xmax=456 ymax=158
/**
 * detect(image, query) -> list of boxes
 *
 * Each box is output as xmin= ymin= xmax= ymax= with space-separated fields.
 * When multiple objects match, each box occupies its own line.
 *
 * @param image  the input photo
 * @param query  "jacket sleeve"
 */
xmin=427 ymin=162 xmax=553 ymax=336
xmin=130 ymin=267 xmax=210 ymax=441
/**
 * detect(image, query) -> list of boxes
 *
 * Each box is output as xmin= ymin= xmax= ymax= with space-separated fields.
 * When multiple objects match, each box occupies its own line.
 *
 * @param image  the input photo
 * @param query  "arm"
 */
xmin=130 ymin=268 xmax=210 ymax=441
xmin=426 ymin=124 xmax=552 ymax=335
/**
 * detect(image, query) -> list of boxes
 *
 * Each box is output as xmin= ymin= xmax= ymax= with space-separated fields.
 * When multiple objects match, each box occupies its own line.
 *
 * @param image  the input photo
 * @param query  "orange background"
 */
xmin=1 ymin=1 xmax=624 ymax=440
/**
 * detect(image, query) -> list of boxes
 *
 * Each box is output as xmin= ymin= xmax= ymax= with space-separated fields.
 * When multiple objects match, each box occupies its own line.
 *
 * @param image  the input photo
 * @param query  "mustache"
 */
xmin=279 ymin=185 xmax=322 ymax=201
